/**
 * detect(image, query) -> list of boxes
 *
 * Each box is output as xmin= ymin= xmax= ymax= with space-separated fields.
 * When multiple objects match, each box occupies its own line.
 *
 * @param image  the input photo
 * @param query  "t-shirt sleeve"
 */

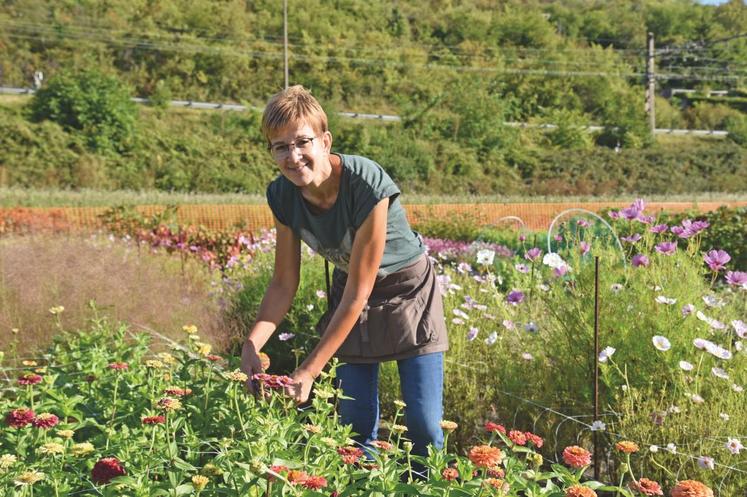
xmin=350 ymin=158 xmax=401 ymax=228
xmin=266 ymin=177 xmax=289 ymax=226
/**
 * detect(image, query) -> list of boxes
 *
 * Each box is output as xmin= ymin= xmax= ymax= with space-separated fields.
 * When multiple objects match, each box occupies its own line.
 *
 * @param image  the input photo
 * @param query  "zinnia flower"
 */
xmin=371 ymin=440 xmax=393 ymax=451
xmin=72 ymin=442 xmax=95 ymax=456
xmin=13 ymin=470 xmax=45 ymax=486
xmin=566 ymin=485 xmax=597 ymax=497
xmin=440 ymin=420 xmax=458 ymax=432
xmin=442 ymin=467 xmax=459 ymax=481
xmin=485 ymin=421 xmax=506 ymax=434
xmin=164 ymin=387 xmax=192 ymax=397
xmin=302 ymin=474 xmax=327 ymax=490
xmin=615 ymin=441 xmax=639 ymax=454
xmin=142 ymin=415 xmax=166 ymax=425
xmin=525 ymin=432 xmax=544 ymax=448
xmin=251 ymin=373 xmax=294 ymax=389
xmin=0 ymin=454 xmax=17 ymax=470
xmin=483 ymin=478 xmax=508 ymax=491
xmin=91 ymin=457 xmax=127 ymax=484
xmin=703 ymin=250 xmax=730 ymax=272
xmin=31 ymin=413 xmax=59 ymax=429
xmin=508 ymin=430 xmax=527 ymax=445
xmin=17 ymin=373 xmax=43 ymax=386
xmin=468 ymin=445 xmax=503 ymax=468
xmin=670 ymin=480 xmax=714 ymax=497
xmin=225 ymin=369 xmax=249 ymax=382
xmin=5 ymin=408 xmax=35 ymax=428
xmin=562 ymin=446 xmax=592 ymax=468
xmin=157 ymin=397 xmax=182 ymax=412
xmin=629 ymin=478 xmax=663 ymax=495
xmin=107 ymin=362 xmax=129 ymax=370
xmin=338 ymin=446 xmax=364 ymax=464
xmin=192 ymin=475 xmax=209 ymax=491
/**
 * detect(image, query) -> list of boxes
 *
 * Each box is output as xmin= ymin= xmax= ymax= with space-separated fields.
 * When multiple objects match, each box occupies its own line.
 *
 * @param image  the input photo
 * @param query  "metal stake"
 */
xmin=593 ymin=256 xmax=600 ymax=481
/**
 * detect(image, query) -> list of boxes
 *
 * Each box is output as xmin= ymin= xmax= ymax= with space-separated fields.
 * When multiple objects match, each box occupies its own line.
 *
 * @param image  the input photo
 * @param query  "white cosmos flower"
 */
xmin=652 ymin=335 xmax=671 ymax=351
xmin=655 ymin=295 xmax=677 ymax=305
xmin=484 ymin=331 xmax=498 ymax=345
xmin=453 ymin=308 xmax=469 ymax=320
xmin=502 ymin=319 xmax=515 ymax=330
xmin=733 ymin=384 xmax=744 ymax=393
xmin=681 ymin=304 xmax=695 ymax=317
xmin=679 ymin=361 xmax=695 ymax=371
xmin=598 ymin=346 xmax=616 ymax=363
xmin=702 ymin=295 xmax=725 ymax=308
xmin=696 ymin=311 xmax=726 ymax=330
xmin=689 ymin=393 xmax=705 ymax=404
xmin=732 ymin=320 xmax=746 ymax=339
xmin=610 ymin=283 xmax=624 ymax=293
xmin=521 ymin=352 xmax=534 ymax=361
xmin=666 ymin=443 xmax=677 ymax=453
xmin=649 ymin=445 xmax=659 ymax=453
xmin=476 ymin=249 xmax=495 ymax=266
xmin=720 ymin=413 xmax=730 ymax=421
xmin=590 ymin=420 xmax=606 ymax=431
xmin=697 ymin=456 xmax=715 ymax=470
xmin=725 ymin=438 xmax=743 ymax=455
xmin=712 ymin=367 xmax=729 ymax=379
xmin=278 ymin=332 xmax=295 ymax=341
xmin=542 ymin=252 xmax=568 ymax=269
xmin=706 ymin=344 xmax=732 ymax=360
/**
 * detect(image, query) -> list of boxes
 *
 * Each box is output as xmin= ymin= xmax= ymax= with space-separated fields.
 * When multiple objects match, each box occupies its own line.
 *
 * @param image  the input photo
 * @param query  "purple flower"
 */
xmin=524 ymin=248 xmax=542 ymax=262
xmin=620 ymin=206 xmax=641 ymax=220
xmin=703 ymin=249 xmax=730 ymax=272
xmin=576 ymin=219 xmax=590 ymax=228
xmin=467 ymin=327 xmax=479 ymax=341
xmin=506 ymin=290 xmax=525 ymax=305
xmin=608 ymin=210 xmax=621 ymax=220
xmin=514 ymin=263 xmax=530 ymax=274
xmin=553 ymin=234 xmax=563 ymax=242
xmin=725 ymin=271 xmax=747 ymax=288
xmin=637 ymin=214 xmax=655 ymax=224
xmin=632 ymin=254 xmax=650 ymax=267
xmin=579 ymin=241 xmax=590 ymax=255
xmin=681 ymin=304 xmax=695 ymax=317
xmin=671 ymin=219 xmax=709 ymax=239
xmin=553 ymin=265 xmax=569 ymax=277
xmin=621 ymin=233 xmax=642 ymax=244
xmin=519 ymin=234 xmax=526 ymax=242
xmin=655 ymin=241 xmax=677 ymax=255
xmin=632 ymin=198 xmax=646 ymax=212
xmin=650 ymin=224 xmax=669 ymax=234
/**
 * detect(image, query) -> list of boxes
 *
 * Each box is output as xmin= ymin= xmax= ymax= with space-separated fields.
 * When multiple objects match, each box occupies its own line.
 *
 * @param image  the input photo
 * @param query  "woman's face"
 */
xmin=268 ymin=121 xmax=332 ymax=188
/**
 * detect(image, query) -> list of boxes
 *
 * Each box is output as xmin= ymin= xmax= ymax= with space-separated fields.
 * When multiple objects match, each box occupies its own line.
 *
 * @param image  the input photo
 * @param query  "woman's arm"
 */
xmin=286 ymin=198 xmax=389 ymax=402
xmin=241 ymin=217 xmax=301 ymax=392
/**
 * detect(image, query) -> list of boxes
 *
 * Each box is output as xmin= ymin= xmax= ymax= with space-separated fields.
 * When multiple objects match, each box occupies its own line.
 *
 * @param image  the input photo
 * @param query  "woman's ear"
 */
xmin=322 ymin=130 xmax=333 ymax=153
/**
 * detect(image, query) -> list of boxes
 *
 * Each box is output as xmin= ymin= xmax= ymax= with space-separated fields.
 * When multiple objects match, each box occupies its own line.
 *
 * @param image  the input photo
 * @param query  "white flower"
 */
xmin=693 ymin=338 xmax=712 ymax=350
xmin=652 ymin=335 xmax=671 ymax=351
xmin=306 ymin=304 xmax=314 ymax=311
xmin=733 ymin=384 xmax=744 ymax=393
xmin=655 ymin=295 xmax=677 ymax=305
xmin=452 ymin=318 xmax=465 ymax=325
xmin=484 ymin=331 xmax=498 ymax=346
xmin=707 ymin=344 xmax=732 ymax=360
xmin=538 ymin=283 xmax=550 ymax=292
xmin=467 ymin=327 xmax=479 ymax=341
xmin=696 ymin=311 xmax=726 ymax=330
xmin=666 ymin=443 xmax=677 ymax=454
xmin=598 ymin=346 xmax=616 ymax=363
xmin=679 ymin=361 xmax=694 ymax=371
xmin=702 ymin=295 xmax=725 ymax=308
xmin=590 ymin=420 xmax=606 ymax=431
xmin=720 ymin=413 xmax=730 ymax=421
xmin=278 ymin=332 xmax=295 ymax=341
xmin=453 ymin=308 xmax=469 ymax=320
xmin=681 ymin=304 xmax=695 ymax=317
xmin=725 ymin=438 xmax=743 ymax=455
xmin=610 ymin=283 xmax=624 ymax=293
xmin=476 ymin=249 xmax=495 ymax=266
xmin=712 ymin=367 xmax=729 ymax=380
xmin=457 ymin=262 xmax=472 ymax=274
xmin=316 ymin=290 xmax=327 ymax=299
xmin=542 ymin=252 xmax=568 ymax=270
xmin=731 ymin=320 xmax=746 ymax=339
xmin=514 ymin=263 xmax=530 ymax=273
xmin=697 ymin=456 xmax=715 ymax=470
xmin=668 ymin=405 xmax=681 ymax=414
xmin=502 ymin=319 xmax=515 ymax=330
xmin=521 ymin=352 xmax=534 ymax=361
xmin=649 ymin=445 xmax=659 ymax=453
xmin=736 ymin=341 xmax=743 ymax=352
xmin=689 ymin=393 xmax=705 ymax=404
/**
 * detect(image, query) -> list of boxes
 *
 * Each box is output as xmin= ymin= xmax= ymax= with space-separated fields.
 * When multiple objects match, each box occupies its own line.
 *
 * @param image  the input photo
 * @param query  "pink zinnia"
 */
xmin=91 ymin=457 xmax=127 ymax=484
xmin=562 ymin=446 xmax=591 ymax=468
xmin=632 ymin=254 xmax=650 ymax=267
xmin=18 ymin=373 xmax=43 ymax=386
xmin=337 ymin=446 xmax=364 ymax=465
xmin=703 ymin=250 xmax=730 ymax=272
xmin=508 ymin=430 xmax=527 ymax=445
xmin=655 ymin=242 xmax=677 ymax=255
xmin=485 ymin=421 xmax=506 ymax=434
xmin=31 ymin=412 xmax=59 ymax=429
xmin=142 ymin=415 xmax=166 ymax=425
xmin=525 ymin=432 xmax=544 ymax=448
xmin=302 ymin=475 xmax=327 ymax=490
xmin=629 ymin=478 xmax=663 ymax=496
xmin=108 ymin=362 xmax=129 ymax=371
xmin=5 ymin=407 xmax=35 ymax=428
xmin=251 ymin=373 xmax=294 ymax=390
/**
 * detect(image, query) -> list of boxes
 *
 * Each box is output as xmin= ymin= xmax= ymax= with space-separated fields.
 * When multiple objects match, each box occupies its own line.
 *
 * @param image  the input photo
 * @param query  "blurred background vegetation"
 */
xmin=0 ymin=0 xmax=746 ymax=195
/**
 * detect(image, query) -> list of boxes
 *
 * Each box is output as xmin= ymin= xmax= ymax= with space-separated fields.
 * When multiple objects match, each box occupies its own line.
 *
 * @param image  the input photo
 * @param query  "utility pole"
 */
xmin=646 ymin=32 xmax=656 ymax=137
xmin=283 ymin=0 xmax=289 ymax=89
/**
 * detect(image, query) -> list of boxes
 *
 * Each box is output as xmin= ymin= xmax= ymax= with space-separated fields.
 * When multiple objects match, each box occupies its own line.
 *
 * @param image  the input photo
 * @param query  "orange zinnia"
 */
xmin=468 ymin=445 xmax=503 ymax=468
xmin=615 ymin=441 xmax=640 ymax=454
xmin=562 ymin=446 xmax=592 ymax=469
xmin=629 ymin=478 xmax=663 ymax=496
xmin=670 ymin=480 xmax=714 ymax=497
xmin=566 ymin=485 xmax=597 ymax=497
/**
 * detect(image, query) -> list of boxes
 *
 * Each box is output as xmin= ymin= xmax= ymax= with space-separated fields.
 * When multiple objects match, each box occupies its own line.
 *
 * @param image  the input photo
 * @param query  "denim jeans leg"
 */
xmin=335 ymin=362 xmax=380 ymax=448
xmin=397 ymin=352 xmax=444 ymax=457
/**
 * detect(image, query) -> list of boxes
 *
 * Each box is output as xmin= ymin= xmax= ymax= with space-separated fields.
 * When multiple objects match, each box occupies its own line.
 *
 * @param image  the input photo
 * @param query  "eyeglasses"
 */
xmin=269 ymin=136 xmax=316 ymax=159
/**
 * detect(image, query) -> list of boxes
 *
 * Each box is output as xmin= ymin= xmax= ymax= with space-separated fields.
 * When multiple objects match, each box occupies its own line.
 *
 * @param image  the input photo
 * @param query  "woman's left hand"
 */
xmin=285 ymin=369 xmax=315 ymax=403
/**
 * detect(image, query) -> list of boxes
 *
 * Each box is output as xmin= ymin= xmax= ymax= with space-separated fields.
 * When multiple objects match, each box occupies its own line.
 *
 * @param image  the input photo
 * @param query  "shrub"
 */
xmin=29 ymin=69 xmax=138 ymax=153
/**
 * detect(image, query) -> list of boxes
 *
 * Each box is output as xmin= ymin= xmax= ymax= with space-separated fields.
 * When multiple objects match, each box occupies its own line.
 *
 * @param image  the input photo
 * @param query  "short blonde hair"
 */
xmin=261 ymin=85 xmax=328 ymax=143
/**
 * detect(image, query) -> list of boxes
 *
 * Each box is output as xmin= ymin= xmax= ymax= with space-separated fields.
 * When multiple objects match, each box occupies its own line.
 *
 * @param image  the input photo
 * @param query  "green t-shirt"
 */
xmin=266 ymin=153 xmax=424 ymax=276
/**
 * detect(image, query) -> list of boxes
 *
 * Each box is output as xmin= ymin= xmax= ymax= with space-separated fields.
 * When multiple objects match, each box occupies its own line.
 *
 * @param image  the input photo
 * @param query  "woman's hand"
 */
xmin=240 ymin=340 xmax=265 ymax=395
xmin=285 ymin=369 xmax=315 ymax=403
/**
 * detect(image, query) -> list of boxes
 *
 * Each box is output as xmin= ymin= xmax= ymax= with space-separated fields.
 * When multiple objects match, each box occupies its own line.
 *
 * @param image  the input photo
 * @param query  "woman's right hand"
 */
xmin=240 ymin=339 xmax=264 ymax=395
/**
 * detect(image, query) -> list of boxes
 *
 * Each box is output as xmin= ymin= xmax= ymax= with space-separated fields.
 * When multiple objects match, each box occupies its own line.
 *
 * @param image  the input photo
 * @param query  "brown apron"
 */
xmin=316 ymin=254 xmax=449 ymax=364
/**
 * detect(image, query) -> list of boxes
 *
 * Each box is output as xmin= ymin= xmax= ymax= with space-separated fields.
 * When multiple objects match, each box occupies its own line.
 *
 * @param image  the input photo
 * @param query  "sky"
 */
xmin=696 ymin=0 xmax=734 ymax=4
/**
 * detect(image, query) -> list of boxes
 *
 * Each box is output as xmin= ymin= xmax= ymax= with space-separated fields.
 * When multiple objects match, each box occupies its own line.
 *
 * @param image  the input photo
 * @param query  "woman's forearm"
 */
xmin=246 ymin=278 xmax=297 ymax=350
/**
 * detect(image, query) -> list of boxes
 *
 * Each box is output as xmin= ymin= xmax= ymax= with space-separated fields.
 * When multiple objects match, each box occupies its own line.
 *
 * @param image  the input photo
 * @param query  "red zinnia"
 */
xmin=525 ymin=432 xmax=544 ymax=448
xmin=108 ymin=362 xmax=129 ymax=370
xmin=485 ymin=421 xmax=506 ymax=434
xmin=562 ymin=446 xmax=592 ymax=469
xmin=337 ymin=446 xmax=364 ymax=465
xmin=442 ymin=467 xmax=459 ymax=481
xmin=142 ymin=415 xmax=166 ymax=425
xmin=92 ymin=457 xmax=127 ymax=484
xmin=629 ymin=478 xmax=664 ymax=496
xmin=31 ymin=412 xmax=59 ymax=429
xmin=206 ymin=354 xmax=222 ymax=362
xmin=267 ymin=465 xmax=288 ymax=482
xmin=18 ymin=373 xmax=43 ymax=385
xmin=5 ymin=407 xmax=35 ymax=428
xmin=508 ymin=430 xmax=527 ymax=445
xmin=302 ymin=475 xmax=327 ymax=490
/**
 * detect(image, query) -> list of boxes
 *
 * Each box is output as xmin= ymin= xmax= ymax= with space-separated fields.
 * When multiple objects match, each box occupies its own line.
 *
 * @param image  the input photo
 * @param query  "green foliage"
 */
xmin=725 ymin=113 xmax=747 ymax=145
xmin=29 ymin=70 xmax=138 ymax=153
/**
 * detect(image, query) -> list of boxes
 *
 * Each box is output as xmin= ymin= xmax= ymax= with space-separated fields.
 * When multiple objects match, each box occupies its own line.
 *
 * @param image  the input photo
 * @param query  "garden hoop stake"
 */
xmin=593 ymin=255 xmax=600 ymax=481
xmin=324 ymin=259 xmax=331 ymax=313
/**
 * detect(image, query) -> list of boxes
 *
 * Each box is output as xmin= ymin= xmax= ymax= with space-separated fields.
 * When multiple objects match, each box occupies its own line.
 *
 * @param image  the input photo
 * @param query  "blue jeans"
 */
xmin=336 ymin=352 xmax=444 ymax=457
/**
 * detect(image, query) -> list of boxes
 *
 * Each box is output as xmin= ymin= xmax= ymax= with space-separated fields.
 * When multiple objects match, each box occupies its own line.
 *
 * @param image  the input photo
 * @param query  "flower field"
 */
xmin=1 ymin=198 xmax=744 ymax=495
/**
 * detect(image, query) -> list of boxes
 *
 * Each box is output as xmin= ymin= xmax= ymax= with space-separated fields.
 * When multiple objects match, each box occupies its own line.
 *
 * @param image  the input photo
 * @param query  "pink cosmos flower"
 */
xmin=577 ymin=219 xmax=591 ymax=228
xmin=654 ymin=242 xmax=677 ymax=255
xmin=621 ymin=234 xmax=642 ymax=244
xmin=553 ymin=265 xmax=569 ymax=277
xmin=506 ymin=290 xmax=525 ymax=305
xmin=524 ymin=248 xmax=542 ymax=262
xmin=703 ymin=250 xmax=730 ymax=272
xmin=649 ymin=224 xmax=668 ymax=234
xmin=632 ymin=254 xmax=650 ymax=267
xmin=725 ymin=271 xmax=747 ymax=288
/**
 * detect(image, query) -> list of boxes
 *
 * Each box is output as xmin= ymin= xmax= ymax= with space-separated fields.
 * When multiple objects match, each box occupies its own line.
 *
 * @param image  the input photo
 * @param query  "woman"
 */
xmin=240 ymin=85 xmax=448 ymax=457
